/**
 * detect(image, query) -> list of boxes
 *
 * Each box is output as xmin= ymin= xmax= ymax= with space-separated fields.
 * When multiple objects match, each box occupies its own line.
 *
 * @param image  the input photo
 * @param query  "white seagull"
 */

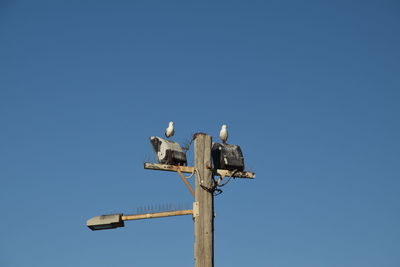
xmin=219 ymin=124 xmax=228 ymax=144
xmin=165 ymin=121 xmax=175 ymax=138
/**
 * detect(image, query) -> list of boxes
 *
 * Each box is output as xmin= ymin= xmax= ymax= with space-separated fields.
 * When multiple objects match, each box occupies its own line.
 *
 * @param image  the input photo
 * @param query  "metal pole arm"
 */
xmin=122 ymin=210 xmax=193 ymax=221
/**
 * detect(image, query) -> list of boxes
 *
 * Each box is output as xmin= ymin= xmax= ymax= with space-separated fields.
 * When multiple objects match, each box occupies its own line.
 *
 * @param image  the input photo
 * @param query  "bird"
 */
xmin=219 ymin=124 xmax=228 ymax=144
xmin=165 ymin=121 xmax=175 ymax=138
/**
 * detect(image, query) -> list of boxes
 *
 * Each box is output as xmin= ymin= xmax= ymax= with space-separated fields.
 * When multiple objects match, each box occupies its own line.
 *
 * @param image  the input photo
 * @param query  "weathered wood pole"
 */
xmin=194 ymin=133 xmax=214 ymax=267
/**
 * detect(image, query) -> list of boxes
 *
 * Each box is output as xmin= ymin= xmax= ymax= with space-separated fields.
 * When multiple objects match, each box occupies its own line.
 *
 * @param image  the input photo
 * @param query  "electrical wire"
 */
xmin=181 ymin=168 xmax=196 ymax=179
xmin=195 ymin=168 xmax=219 ymax=194
xmin=217 ymin=176 xmax=232 ymax=187
xmin=217 ymin=170 xmax=238 ymax=187
xmin=194 ymin=168 xmax=239 ymax=196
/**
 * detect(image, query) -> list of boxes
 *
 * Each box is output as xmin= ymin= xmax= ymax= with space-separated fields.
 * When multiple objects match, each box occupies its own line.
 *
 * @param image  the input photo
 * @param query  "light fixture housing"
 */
xmin=212 ymin=143 xmax=245 ymax=171
xmin=87 ymin=214 xmax=124 ymax=231
xmin=150 ymin=136 xmax=187 ymax=165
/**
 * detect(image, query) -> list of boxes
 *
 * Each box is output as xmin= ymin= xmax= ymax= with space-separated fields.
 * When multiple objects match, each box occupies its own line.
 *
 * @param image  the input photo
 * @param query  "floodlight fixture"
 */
xmin=212 ymin=143 xmax=245 ymax=171
xmin=87 ymin=214 xmax=124 ymax=231
xmin=150 ymin=136 xmax=187 ymax=166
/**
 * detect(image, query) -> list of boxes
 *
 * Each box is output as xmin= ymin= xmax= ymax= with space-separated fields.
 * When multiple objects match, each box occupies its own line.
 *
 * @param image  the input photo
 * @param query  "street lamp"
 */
xmin=87 ymin=210 xmax=193 ymax=231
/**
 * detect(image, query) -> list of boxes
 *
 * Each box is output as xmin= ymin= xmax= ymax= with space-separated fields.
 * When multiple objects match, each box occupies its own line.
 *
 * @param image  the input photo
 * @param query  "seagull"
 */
xmin=165 ymin=121 xmax=175 ymax=138
xmin=219 ymin=124 xmax=228 ymax=144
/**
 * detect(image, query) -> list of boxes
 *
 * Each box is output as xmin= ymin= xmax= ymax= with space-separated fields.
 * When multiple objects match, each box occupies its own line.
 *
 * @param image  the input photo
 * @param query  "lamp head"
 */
xmin=87 ymin=214 xmax=124 ymax=231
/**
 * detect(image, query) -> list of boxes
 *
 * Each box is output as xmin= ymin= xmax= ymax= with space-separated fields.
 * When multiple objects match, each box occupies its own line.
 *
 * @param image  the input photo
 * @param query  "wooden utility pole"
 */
xmin=194 ymin=133 xmax=214 ymax=267
xmin=142 ymin=133 xmax=255 ymax=267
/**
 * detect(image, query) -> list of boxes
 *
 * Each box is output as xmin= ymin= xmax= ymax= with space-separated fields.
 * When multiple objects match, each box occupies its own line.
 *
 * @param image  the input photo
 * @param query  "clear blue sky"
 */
xmin=1 ymin=1 xmax=399 ymax=266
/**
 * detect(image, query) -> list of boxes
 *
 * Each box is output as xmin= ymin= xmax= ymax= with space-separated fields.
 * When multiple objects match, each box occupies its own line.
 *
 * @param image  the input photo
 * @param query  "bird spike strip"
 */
xmin=134 ymin=203 xmax=192 ymax=215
